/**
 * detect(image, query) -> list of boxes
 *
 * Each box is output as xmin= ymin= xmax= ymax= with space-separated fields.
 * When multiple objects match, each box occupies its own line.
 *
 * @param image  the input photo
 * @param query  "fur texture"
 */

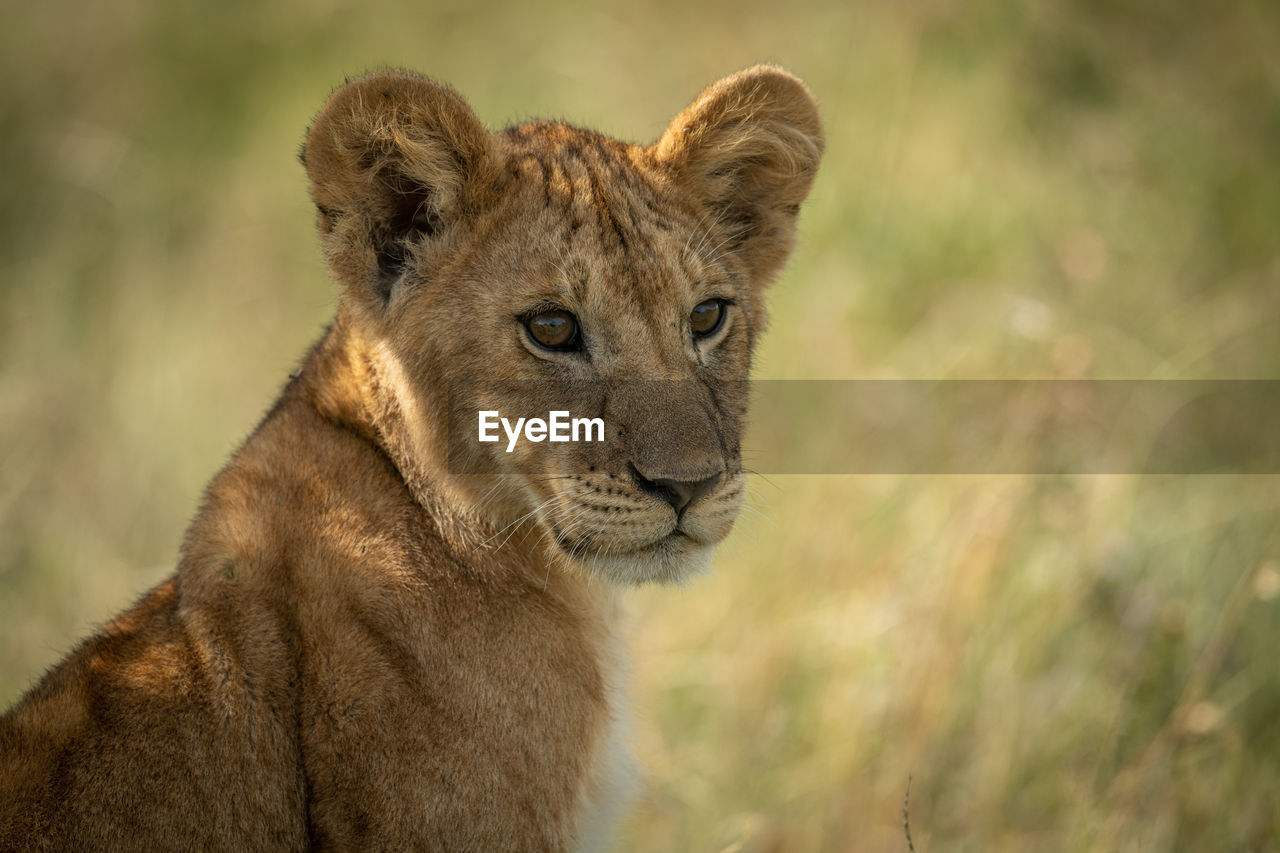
xmin=0 ymin=67 xmax=823 ymax=851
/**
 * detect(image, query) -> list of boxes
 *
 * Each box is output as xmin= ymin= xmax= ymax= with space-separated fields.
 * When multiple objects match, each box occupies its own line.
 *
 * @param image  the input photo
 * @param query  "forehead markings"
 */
xmin=504 ymin=124 xmax=688 ymax=255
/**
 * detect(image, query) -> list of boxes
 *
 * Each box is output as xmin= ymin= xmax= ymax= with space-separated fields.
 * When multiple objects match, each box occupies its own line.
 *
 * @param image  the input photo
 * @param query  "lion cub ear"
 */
xmin=652 ymin=66 xmax=824 ymax=286
xmin=301 ymin=70 xmax=493 ymax=304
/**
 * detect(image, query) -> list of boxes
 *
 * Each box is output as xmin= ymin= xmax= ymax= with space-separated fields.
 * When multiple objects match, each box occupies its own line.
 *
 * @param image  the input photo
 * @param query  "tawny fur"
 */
xmin=0 ymin=66 xmax=822 ymax=851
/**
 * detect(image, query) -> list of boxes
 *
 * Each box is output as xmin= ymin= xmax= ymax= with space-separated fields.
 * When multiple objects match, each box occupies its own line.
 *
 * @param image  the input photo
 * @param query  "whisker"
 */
xmin=484 ymin=491 xmax=575 ymax=550
xmin=743 ymin=468 xmax=781 ymax=492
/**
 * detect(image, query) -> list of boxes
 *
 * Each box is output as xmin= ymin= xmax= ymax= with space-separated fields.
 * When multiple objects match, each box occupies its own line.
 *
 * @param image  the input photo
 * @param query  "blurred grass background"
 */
xmin=2 ymin=0 xmax=1278 ymax=849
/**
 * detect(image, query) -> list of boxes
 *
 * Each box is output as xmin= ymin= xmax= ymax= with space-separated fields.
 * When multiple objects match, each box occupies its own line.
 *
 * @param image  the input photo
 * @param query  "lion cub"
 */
xmin=0 ymin=67 xmax=822 ymax=850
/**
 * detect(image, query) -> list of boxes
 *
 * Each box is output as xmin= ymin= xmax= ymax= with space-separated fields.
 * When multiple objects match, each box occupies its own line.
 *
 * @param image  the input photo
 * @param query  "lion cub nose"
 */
xmin=629 ymin=465 xmax=722 ymax=514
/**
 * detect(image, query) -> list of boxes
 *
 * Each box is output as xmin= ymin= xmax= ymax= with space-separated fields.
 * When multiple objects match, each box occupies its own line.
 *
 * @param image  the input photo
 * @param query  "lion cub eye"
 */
xmin=690 ymin=299 xmax=727 ymax=339
xmin=524 ymin=309 xmax=581 ymax=351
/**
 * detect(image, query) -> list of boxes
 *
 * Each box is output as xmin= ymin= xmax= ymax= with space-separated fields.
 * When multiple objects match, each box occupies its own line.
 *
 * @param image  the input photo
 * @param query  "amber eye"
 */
xmin=524 ymin=309 xmax=581 ymax=351
xmin=690 ymin=299 xmax=727 ymax=338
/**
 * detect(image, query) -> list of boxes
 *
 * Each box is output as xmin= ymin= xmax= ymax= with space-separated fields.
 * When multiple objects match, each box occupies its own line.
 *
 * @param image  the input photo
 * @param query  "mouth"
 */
xmin=531 ymin=476 xmax=742 ymax=585
xmin=550 ymin=525 xmax=711 ymax=586
xmin=550 ymin=521 xmax=699 ymax=557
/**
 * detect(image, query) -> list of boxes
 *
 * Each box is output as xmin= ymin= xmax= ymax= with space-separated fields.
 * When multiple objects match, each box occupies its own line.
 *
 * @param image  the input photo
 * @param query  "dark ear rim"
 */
xmin=300 ymin=69 xmax=494 ymax=302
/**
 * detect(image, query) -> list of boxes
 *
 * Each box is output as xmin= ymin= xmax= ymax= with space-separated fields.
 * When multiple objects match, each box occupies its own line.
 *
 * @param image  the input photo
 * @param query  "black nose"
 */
xmin=630 ymin=465 xmax=722 ymax=514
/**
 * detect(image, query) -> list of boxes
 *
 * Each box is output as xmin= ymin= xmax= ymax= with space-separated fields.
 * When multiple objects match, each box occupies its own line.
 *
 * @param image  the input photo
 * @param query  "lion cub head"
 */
xmin=301 ymin=67 xmax=822 ymax=584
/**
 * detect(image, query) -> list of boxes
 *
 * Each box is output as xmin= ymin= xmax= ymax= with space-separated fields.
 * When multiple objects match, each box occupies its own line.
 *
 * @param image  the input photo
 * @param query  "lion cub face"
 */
xmin=303 ymin=68 xmax=822 ymax=584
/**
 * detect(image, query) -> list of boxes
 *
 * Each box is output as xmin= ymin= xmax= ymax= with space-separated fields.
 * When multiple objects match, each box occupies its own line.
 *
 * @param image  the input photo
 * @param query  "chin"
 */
xmin=574 ymin=535 xmax=716 ymax=586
